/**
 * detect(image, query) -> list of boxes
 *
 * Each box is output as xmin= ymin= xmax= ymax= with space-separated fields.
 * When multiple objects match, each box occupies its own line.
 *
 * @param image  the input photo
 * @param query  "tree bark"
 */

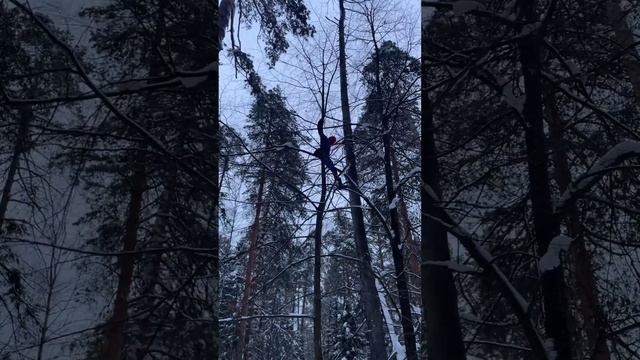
xmin=214 ymin=1 xmax=221 ymax=355
xmin=99 ymin=156 xmax=146 ymax=360
xmin=391 ymin=150 xmax=420 ymax=284
xmin=420 ymin=85 xmax=466 ymax=359
xmin=313 ymin=157 xmax=327 ymax=360
xmin=381 ymin=113 xmax=418 ymax=360
xmin=218 ymin=0 xmax=235 ymax=48
xmin=543 ymin=89 xmax=610 ymax=360
xmin=0 ymin=105 xmax=32 ymax=234
xmin=133 ymin=163 xmax=180 ymax=359
xmin=337 ymin=1 xmax=388 ymax=358
xmin=36 ymin=243 xmax=59 ymax=360
xmin=234 ymin=173 xmax=265 ymax=360
xmin=517 ymin=1 xmax=573 ymax=358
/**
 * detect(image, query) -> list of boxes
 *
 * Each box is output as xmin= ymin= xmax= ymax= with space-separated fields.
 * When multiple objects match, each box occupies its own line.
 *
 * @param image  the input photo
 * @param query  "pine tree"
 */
xmin=330 ymin=305 xmax=366 ymax=360
xmin=356 ymin=39 xmax=420 ymax=359
xmin=39 ymin=1 xmax=219 ymax=358
xmin=228 ymin=86 xmax=308 ymax=359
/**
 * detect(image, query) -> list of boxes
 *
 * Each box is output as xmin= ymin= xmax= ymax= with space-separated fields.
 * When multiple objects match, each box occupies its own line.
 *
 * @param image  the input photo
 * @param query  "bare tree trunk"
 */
xmin=337 ymin=0 xmax=387 ymax=358
xmin=543 ymin=89 xmax=610 ymax=360
xmin=36 ymin=248 xmax=59 ymax=360
xmin=0 ymin=105 xmax=32 ymax=234
xmin=517 ymin=1 xmax=573 ymax=358
xmin=235 ymin=173 xmax=265 ymax=360
xmin=420 ymin=87 xmax=466 ymax=359
xmin=99 ymin=156 xmax=146 ymax=360
xmin=313 ymin=160 xmax=327 ymax=360
xmin=301 ymin=281 xmax=307 ymax=333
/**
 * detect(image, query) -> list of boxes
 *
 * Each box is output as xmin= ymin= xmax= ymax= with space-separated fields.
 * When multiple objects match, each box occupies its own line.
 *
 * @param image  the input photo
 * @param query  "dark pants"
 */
xmin=314 ymin=148 xmax=341 ymax=184
xmin=320 ymin=152 xmax=335 ymax=171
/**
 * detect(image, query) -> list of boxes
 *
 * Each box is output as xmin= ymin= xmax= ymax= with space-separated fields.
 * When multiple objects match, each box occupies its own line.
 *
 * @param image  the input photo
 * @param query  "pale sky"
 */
xmin=219 ymin=0 xmax=421 ymax=137
xmin=218 ymin=0 xmax=421 ymax=246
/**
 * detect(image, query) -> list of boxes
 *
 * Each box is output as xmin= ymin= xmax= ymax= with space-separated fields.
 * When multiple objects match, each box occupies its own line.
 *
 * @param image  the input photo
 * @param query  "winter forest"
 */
xmin=1 ymin=0 xmax=640 ymax=359
xmin=218 ymin=0 xmax=421 ymax=359
xmin=0 ymin=0 xmax=216 ymax=358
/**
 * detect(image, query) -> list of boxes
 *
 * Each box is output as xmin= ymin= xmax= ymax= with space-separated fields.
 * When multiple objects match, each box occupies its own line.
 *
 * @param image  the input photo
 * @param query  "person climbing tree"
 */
xmin=314 ymin=117 xmax=344 ymax=188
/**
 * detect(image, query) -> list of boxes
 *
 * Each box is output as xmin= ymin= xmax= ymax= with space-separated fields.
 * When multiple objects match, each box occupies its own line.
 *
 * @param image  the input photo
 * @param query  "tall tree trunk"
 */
xmin=420 ymin=86 xmax=466 ymax=359
xmin=381 ymin=114 xmax=418 ymax=360
xmin=218 ymin=0 xmax=234 ymax=47
xmin=517 ymin=1 xmax=573 ymax=358
xmin=0 ymin=105 xmax=32 ymax=234
xmin=365 ymin=13 xmax=417 ymax=360
xmin=36 ymin=248 xmax=59 ymax=360
xmin=99 ymin=156 xmax=147 ymax=360
xmin=133 ymin=162 xmax=180 ymax=359
xmin=391 ymin=150 xmax=420 ymax=284
xmin=337 ymin=1 xmax=388 ymax=358
xmin=543 ymin=89 xmax=610 ymax=360
xmin=423 ymin=25 xmax=548 ymax=357
xmin=313 ymin=158 xmax=327 ymax=360
xmin=214 ymin=0 xmax=221 ymax=355
xmin=211 ymin=86 xmax=220 ymax=359
xmin=235 ymin=173 xmax=265 ymax=360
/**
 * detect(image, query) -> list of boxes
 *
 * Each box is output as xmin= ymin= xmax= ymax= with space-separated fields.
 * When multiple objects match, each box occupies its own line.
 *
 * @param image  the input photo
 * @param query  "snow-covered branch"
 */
xmin=555 ymin=140 xmax=640 ymax=214
xmin=10 ymin=0 xmax=217 ymax=189
xmin=538 ymin=235 xmax=573 ymax=273
xmin=219 ymin=314 xmax=313 ymax=323
xmin=422 ymin=260 xmax=478 ymax=274
xmin=421 ymin=1 xmax=518 ymax=27
xmin=422 ymin=188 xmax=552 ymax=360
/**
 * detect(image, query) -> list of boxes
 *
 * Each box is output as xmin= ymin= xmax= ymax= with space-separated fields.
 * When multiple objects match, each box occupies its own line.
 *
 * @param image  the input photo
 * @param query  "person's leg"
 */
xmin=321 ymin=153 xmax=334 ymax=171
xmin=330 ymin=168 xmax=340 ymax=180
xmin=321 ymin=153 xmax=344 ymax=188
xmin=327 ymin=162 xmax=343 ymax=187
xmin=324 ymin=157 xmax=342 ymax=186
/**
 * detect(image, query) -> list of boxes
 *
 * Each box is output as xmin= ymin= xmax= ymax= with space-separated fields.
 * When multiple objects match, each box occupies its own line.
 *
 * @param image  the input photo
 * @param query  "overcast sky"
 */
xmin=219 ymin=0 xmax=421 ymax=137
xmin=218 ymin=0 xmax=420 ymax=246
xmin=2 ymin=2 xmax=123 ymax=358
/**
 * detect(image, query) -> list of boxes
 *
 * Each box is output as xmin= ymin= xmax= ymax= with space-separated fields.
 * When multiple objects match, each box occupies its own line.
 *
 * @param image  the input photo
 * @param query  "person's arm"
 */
xmin=316 ymin=117 xmax=329 ymax=153
xmin=317 ymin=116 xmax=326 ymax=139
